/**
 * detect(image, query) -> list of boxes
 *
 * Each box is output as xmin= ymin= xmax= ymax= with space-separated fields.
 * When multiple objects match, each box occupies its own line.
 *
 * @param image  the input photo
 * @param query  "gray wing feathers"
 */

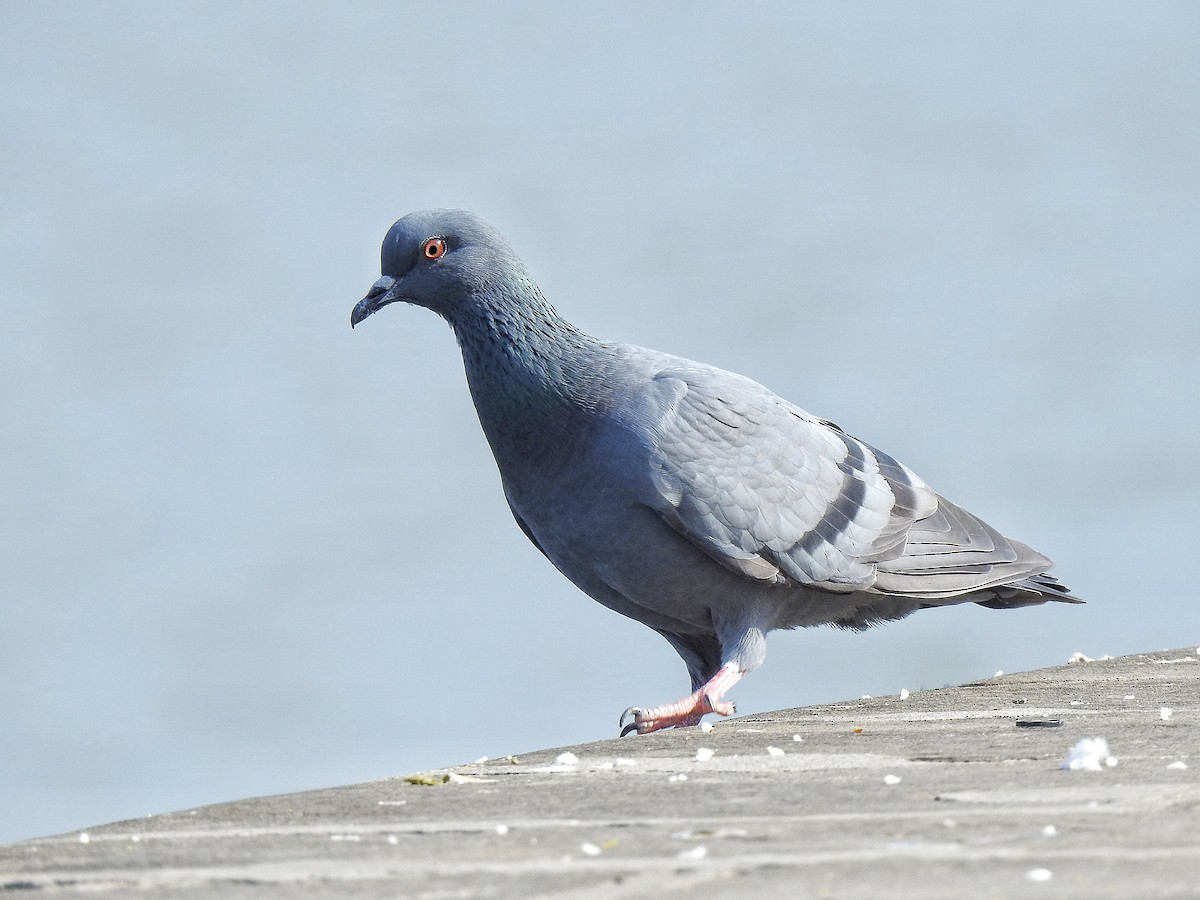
xmin=873 ymin=495 xmax=1052 ymax=597
xmin=643 ymin=367 xmax=1070 ymax=604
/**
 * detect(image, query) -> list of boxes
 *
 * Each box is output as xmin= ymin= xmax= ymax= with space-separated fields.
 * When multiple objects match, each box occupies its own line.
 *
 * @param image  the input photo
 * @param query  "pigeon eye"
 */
xmin=422 ymin=238 xmax=447 ymax=260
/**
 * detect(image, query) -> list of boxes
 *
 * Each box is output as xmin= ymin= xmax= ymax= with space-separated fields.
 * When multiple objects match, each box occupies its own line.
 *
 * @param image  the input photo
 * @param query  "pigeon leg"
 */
xmin=619 ymin=663 xmax=744 ymax=735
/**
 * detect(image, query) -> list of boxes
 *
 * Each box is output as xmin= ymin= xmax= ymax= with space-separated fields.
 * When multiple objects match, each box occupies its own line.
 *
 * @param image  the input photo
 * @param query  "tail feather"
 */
xmin=871 ymin=494 xmax=1083 ymax=608
xmin=972 ymin=572 xmax=1085 ymax=609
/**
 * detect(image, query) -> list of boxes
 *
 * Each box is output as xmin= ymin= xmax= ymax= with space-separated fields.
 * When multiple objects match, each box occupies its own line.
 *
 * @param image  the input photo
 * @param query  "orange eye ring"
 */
xmin=422 ymin=237 xmax=447 ymax=260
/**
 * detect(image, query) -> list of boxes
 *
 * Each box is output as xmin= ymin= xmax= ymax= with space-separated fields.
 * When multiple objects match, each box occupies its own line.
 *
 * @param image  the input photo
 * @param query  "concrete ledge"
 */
xmin=3 ymin=648 xmax=1197 ymax=897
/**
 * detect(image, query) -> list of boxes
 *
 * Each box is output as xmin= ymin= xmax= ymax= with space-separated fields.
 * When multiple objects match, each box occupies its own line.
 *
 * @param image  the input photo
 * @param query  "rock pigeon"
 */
xmin=350 ymin=209 xmax=1082 ymax=736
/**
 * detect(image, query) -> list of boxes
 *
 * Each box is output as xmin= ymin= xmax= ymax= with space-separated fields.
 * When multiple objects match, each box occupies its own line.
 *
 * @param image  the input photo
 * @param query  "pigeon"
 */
xmin=350 ymin=209 xmax=1082 ymax=736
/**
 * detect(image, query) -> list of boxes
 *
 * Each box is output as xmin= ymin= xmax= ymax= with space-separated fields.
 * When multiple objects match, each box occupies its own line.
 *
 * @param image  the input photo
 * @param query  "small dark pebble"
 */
xmin=1015 ymin=718 xmax=1063 ymax=728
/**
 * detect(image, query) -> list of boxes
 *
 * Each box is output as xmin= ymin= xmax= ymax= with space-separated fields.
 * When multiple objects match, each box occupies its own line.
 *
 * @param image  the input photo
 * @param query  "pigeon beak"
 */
xmin=350 ymin=275 xmax=401 ymax=328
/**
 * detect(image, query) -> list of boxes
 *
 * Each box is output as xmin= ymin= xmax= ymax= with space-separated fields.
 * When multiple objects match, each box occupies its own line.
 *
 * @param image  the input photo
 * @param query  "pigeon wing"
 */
xmin=638 ymin=366 xmax=1051 ymax=599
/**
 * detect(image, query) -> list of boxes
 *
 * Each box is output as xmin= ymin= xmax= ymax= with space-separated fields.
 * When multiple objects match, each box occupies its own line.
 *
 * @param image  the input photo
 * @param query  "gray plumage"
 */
xmin=351 ymin=209 xmax=1081 ymax=734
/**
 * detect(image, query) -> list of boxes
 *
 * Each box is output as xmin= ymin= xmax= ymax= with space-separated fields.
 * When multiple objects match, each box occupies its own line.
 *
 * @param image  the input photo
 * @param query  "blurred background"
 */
xmin=3 ymin=3 xmax=1197 ymax=843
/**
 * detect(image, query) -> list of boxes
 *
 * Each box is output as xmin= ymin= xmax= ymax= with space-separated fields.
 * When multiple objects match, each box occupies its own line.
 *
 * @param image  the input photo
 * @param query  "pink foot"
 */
xmin=620 ymin=664 xmax=744 ymax=735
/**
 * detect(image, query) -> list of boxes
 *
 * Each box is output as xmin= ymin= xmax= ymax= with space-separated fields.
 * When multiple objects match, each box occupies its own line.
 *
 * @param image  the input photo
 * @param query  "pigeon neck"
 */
xmin=452 ymin=281 xmax=613 ymax=466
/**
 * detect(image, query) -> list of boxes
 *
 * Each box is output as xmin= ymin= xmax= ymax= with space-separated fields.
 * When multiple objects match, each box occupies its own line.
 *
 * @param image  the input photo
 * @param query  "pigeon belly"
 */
xmin=497 ymin=420 xmax=864 ymax=641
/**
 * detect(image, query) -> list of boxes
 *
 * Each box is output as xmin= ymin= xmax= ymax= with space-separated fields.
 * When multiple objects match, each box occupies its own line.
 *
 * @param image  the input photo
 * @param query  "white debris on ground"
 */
xmin=592 ymin=762 xmax=614 ymax=770
xmin=1167 ymin=761 xmax=1188 ymax=770
xmin=1060 ymin=737 xmax=1118 ymax=771
xmin=495 ymin=825 xmax=509 ymax=835
xmin=445 ymin=772 xmax=494 ymax=784
xmin=792 ymin=734 xmax=803 ymax=742
xmin=694 ymin=747 xmax=715 ymax=762
xmin=668 ymin=773 xmax=688 ymax=783
xmin=1026 ymin=868 xmax=1053 ymax=882
xmin=1160 ymin=707 xmax=1173 ymax=721
xmin=1041 ymin=825 xmax=1058 ymax=837
xmin=899 ymin=688 xmax=910 ymax=700
xmin=993 ymin=670 xmax=1004 ymax=677
xmin=677 ymin=845 xmax=708 ymax=860
xmin=766 ymin=746 xmax=785 ymax=757
xmin=473 ymin=756 xmax=489 ymax=764
xmin=883 ymin=774 xmax=902 ymax=785
xmin=78 ymin=833 xmax=89 ymax=844
xmin=555 ymin=752 xmax=579 ymax=765
xmin=1068 ymin=652 xmax=1094 ymax=664
xmin=580 ymin=842 xmax=601 ymax=856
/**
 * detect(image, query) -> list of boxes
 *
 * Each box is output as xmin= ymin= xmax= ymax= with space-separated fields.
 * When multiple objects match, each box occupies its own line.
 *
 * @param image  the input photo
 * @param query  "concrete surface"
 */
xmin=2 ymin=648 xmax=1197 ymax=898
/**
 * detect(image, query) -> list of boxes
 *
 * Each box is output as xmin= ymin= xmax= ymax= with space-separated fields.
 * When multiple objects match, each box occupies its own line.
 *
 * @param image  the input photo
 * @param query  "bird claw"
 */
xmin=618 ymin=664 xmax=744 ymax=735
xmin=617 ymin=699 xmax=734 ymax=736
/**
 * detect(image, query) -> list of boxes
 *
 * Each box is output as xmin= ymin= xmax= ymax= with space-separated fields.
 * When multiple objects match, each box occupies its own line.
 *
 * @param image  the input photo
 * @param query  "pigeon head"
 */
xmin=350 ymin=209 xmax=525 ymax=328
xmin=350 ymin=208 xmax=603 ymax=425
